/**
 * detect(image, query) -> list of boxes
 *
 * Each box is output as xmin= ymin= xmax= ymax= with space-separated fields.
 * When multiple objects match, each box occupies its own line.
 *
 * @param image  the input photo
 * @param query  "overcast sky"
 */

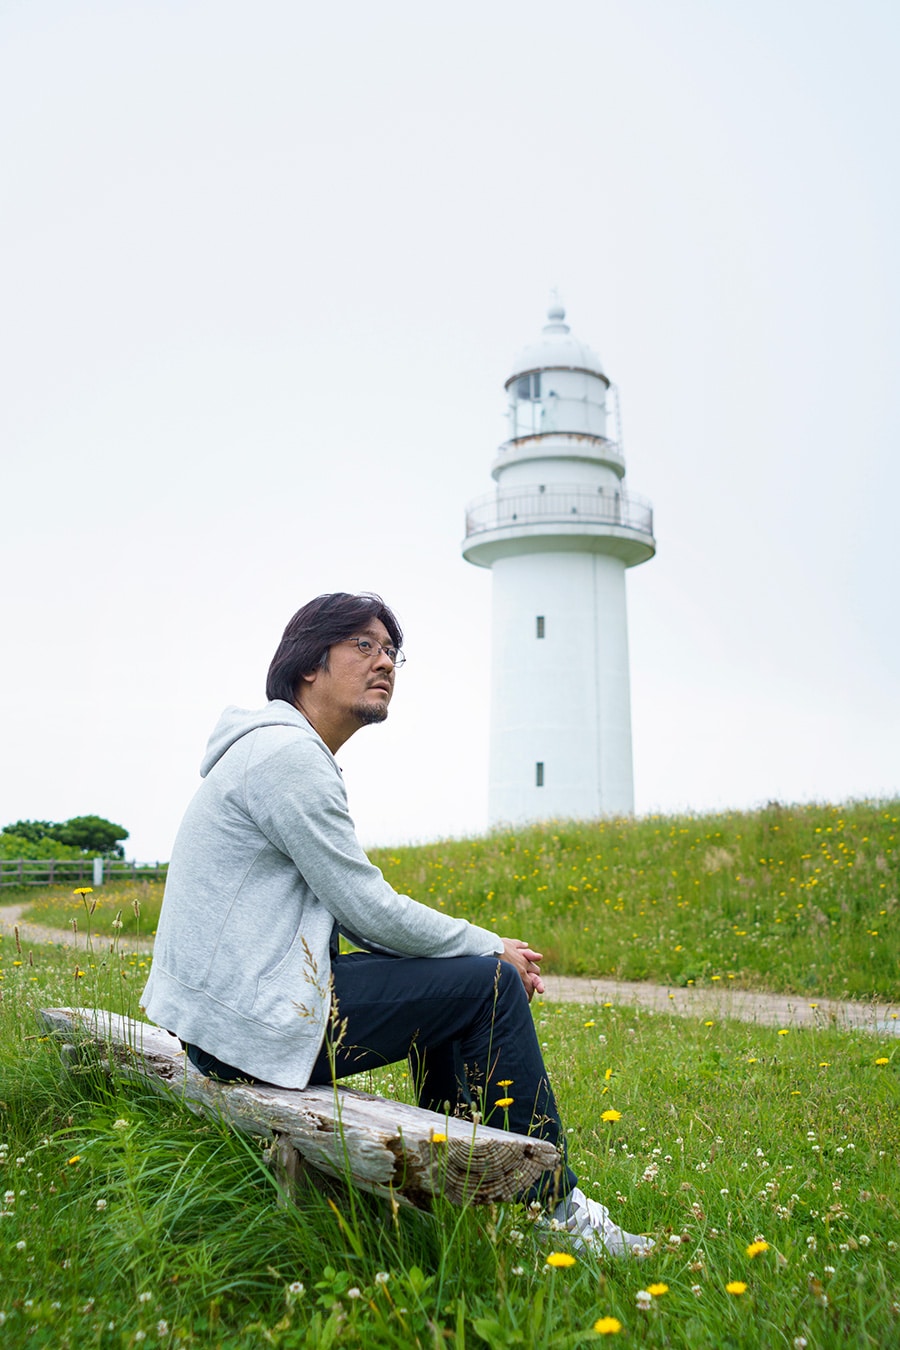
xmin=2 ymin=0 xmax=898 ymax=861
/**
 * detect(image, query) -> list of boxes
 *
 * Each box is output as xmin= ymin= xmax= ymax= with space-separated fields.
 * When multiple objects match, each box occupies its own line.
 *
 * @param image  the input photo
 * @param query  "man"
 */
xmin=141 ymin=592 xmax=652 ymax=1256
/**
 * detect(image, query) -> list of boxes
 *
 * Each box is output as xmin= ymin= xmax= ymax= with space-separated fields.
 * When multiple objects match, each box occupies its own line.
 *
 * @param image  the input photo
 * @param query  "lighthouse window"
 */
xmin=535 ymin=762 xmax=545 ymax=787
xmin=536 ymin=615 xmax=545 ymax=639
xmin=515 ymin=373 xmax=541 ymax=401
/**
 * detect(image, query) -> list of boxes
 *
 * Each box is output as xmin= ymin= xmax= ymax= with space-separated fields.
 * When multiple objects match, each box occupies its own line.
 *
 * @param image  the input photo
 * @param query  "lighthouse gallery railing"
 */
xmin=465 ymin=486 xmax=654 ymax=539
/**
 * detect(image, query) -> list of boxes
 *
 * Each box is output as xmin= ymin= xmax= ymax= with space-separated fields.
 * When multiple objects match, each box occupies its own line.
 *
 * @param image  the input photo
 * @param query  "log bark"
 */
xmin=39 ymin=1007 xmax=560 ymax=1210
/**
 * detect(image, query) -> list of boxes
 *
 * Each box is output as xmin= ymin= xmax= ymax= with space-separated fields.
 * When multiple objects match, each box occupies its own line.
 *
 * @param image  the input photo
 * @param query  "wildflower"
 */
xmin=601 ymin=1109 xmax=622 ymax=1122
xmin=347 ymin=1287 xmax=362 ymax=1299
xmin=725 ymin=1281 xmax=747 ymax=1295
xmin=593 ymin=1316 xmax=623 ymax=1334
xmin=704 ymin=1020 xmax=714 ymax=1027
xmin=635 ymin=1290 xmax=652 ymax=1310
xmin=73 ymin=887 xmax=93 ymax=896
xmin=287 ymin=1281 xmax=304 ymax=1296
xmin=15 ymin=1240 xmax=26 ymax=1250
xmin=95 ymin=1198 xmax=107 ymax=1211
xmin=691 ymin=1284 xmax=701 ymax=1296
xmin=793 ymin=1339 xmax=808 ymax=1349
xmin=497 ymin=1079 xmax=513 ymax=1087
xmin=647 ymin=1283 xmax=668 ymax=1296
xmin=112 ymin=1119 xmax=129 ymax=1131
xmin=156 ymin=1322 xmax=169 ymax=1336
xmin=137 ymin=1292 xmax=152 ymax=1304
xmin=375 ymin=1271 xmax=390 ymax=1285
xmin=746 ymin=1241 xmax=769 ymax=1258
xmin=875 ymin=1057 xmax=889 ymax=1065
xmin=430 ymin=1132 xmax=447 ymax=1143
xmin=858 ymin=1234 xmax=870 ymax=1247
xmin=512 ymin=1265 xmax=525 ymax=1276
xmin=546 ymin=1252 xmax=577 ymax=1268
xmin=67 ymin=1156 xmax=81 ymax=1165
xmin=777 ymin=1029 xmax=789 ymax=1036
xmin=583 ymin=1020 xmax=596 ymax=1029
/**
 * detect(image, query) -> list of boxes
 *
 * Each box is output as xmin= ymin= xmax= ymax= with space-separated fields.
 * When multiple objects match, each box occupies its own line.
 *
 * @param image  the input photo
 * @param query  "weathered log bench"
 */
xmin=40 ymin=1008 xmax=559 ymax=1211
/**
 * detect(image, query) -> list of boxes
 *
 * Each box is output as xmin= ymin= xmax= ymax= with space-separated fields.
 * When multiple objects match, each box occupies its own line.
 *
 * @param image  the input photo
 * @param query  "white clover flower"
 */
xmin=635 ymin=1290 xmax=652 ymax=1310
xmin=691 ymin=1284 xmax=701 ymax=1296
xmin=859 ymin=1234 xmax=871 ymax=1246
xmin=3 ymin=1192 xmax=14 ymax=1203
xmin=15 ymin=1240 xmax=26 ymax=1250
xmin=512 ymin=1265 xmax=525 ymax=1276
xmin=824 ymin=1265 xmax=836 ymax=1276
xmin=137 ymin=1292 xmax=152 ymax=1304
xmin=287 ymin=1281 xmax=304 ymax=1296
xmin=135 ymin=1333 xmax=146 ymax=1343
xmin=95 ymin=1198 xmax=107 ymax=1211
xmin=112 ymin=1119 xmax=129 ymax=1131
xmin=793 ymin=1338 xmax=808 ymax=1349
xmin=347 ymin=1288 xmax=362 ymax=1300
xmin=157 ymin=1321 xmax=169 ymax=1335
xmin=375 ymin=1272 xmax=390 ymax=1285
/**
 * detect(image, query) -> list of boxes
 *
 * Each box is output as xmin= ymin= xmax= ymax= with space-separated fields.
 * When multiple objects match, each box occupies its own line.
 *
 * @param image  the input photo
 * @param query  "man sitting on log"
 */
xmin=141 ymin=592 xmax=653 ymax=1256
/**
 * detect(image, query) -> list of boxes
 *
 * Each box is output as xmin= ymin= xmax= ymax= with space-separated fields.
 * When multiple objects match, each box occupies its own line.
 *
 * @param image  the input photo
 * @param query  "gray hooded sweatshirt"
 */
xmin=141 ymin=701 xmax=502 ymax=1087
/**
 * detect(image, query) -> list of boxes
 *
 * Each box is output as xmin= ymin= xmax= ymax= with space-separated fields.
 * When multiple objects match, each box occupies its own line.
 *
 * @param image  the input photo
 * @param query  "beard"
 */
xmin=352 ymin=700 xmax=389 ymax=726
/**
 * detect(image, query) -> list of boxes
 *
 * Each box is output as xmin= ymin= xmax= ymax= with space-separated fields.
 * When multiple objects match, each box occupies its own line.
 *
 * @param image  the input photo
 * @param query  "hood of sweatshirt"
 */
xmin=200 ymin=700 xmax=319 ymax=777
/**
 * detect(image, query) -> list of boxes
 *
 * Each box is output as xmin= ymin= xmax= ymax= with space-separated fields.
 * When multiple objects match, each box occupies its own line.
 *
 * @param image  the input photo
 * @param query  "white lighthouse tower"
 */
xmin=462 ymin=301 xmax=655 ymax=825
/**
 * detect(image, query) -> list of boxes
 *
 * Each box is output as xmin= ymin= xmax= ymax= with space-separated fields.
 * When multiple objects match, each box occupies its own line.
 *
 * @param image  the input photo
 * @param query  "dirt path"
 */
xmin=0 ymin=902 xmax=154 ymax=955
xmin=2 ymin=902 xmax=897 ymax=1037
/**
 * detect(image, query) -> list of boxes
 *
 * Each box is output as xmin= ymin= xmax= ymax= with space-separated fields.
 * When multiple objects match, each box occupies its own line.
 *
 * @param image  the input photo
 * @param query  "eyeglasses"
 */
xmin=346 ymin=636 xmax=406 ymax=668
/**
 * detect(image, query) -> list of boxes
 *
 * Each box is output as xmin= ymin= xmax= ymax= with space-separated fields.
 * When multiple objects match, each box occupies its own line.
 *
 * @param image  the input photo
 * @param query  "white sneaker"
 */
xmin=550 ymin=1187 xmax=655 ymax=1257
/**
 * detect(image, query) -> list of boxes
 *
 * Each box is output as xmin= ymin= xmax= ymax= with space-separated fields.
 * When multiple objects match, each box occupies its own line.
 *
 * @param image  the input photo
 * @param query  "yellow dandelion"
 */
xmin=704 ymin=1020 xmax=714 ymax=1027
xmin=604 ymin=1067 xmax=614 ymax=1080
xmin=67 ymin=1155 xmax=81 ymax=1165
xmin=647 ymin=1282 xmax=668 ymax=1296
xmin=875 ymin=1057 xmax=889 ymax=1065
xmin=725 ymin=1281 xmax=747 ymax=1295
xmin=747 ymin=1057 xmax=758 ymax=1064
xmin=593 ymin=1316 xmax=623 ymax=1334
xmin=497 ymin=1079 xmax=514 ymax=1087
xmin=73 ymin=887 xmax=93 ymax=896
xmin=777 ymin=1029 xmax=789 ymax=1036
xmin=601 ymin=1109 xmax=622 ymax=1122
xmin=746 ymin=1241 xmax=769 ymax=1258
xmin=583 ymin=1020 xmax=596 ymax=1028
xmin=495 ymin=1097 xmax=514 ymax=1108
xmin=430 ymin=1132 xmax=447 ymax=1143
xmin=546 ymin=1252 xmax=577 ymax=1268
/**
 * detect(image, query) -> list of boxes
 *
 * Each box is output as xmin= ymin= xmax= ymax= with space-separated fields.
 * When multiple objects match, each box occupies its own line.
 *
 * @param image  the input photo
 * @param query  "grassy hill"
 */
xmin=0 ymin=800 xmax=897 ymax=1347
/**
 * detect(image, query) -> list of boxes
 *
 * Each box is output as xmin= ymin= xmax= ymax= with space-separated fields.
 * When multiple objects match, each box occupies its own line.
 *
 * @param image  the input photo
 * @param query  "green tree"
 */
xmin=52 ymin=815 xmax=129 ymax=859
xmin=0 ymin=816 xmax=129 ymax=858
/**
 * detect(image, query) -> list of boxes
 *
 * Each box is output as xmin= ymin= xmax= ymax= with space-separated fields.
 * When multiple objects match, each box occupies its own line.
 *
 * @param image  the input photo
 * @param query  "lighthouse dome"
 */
xmin=506 ymin=301 xmax=606 ymax=386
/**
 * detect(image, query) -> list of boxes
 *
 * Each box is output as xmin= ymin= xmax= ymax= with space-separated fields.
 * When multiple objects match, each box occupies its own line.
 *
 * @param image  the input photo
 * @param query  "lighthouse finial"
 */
xmin=547 ymin=286 xmax=566 ymax=324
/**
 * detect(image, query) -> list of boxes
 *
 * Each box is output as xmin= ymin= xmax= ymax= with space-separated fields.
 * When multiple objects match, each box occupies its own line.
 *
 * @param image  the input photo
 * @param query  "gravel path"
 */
xmin=0 ymin=902 xmax=153 ymax=955
xmin=2 ymin=902 xmax=897 ymax=1037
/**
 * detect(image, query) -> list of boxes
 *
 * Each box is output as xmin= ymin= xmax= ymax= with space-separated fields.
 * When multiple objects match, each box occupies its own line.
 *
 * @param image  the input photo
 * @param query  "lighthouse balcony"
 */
xmin=462 ymin=484 xmax=655 ymax=568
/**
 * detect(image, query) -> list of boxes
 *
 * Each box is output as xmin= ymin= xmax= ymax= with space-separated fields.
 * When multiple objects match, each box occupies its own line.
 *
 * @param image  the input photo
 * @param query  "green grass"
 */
xmin=6 ymin=880 xmax=163 ymax=939
xmin=0 ymin=929 xmax=898 ymax=1344
xmin=0 ymin=800 xmax=898 ymax=1346
xmin=370 ymin=799 xmax=900 ymax=999
xmin=7 ymin=800 xmax=898 ymax=998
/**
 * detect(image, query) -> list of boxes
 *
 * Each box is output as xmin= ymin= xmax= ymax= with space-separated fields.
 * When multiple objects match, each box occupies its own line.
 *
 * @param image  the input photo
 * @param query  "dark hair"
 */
xmin=266 ymin=592 xmax=404 ymax=704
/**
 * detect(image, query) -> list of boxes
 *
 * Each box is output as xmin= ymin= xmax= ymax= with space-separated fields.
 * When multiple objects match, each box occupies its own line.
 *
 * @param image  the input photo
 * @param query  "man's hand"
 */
xmin=499 ymin=937 xmax=545 ymax=1001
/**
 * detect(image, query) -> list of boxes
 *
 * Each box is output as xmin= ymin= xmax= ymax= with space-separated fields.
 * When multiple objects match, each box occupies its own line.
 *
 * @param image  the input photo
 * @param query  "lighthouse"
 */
xmin=462 ymin=302 xmax=655 ymax=825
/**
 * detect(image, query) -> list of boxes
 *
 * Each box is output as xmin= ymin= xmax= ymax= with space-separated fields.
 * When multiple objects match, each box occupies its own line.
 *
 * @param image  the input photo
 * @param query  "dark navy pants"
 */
xmin=188 ymin=951 xmax=577 ymax=1204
